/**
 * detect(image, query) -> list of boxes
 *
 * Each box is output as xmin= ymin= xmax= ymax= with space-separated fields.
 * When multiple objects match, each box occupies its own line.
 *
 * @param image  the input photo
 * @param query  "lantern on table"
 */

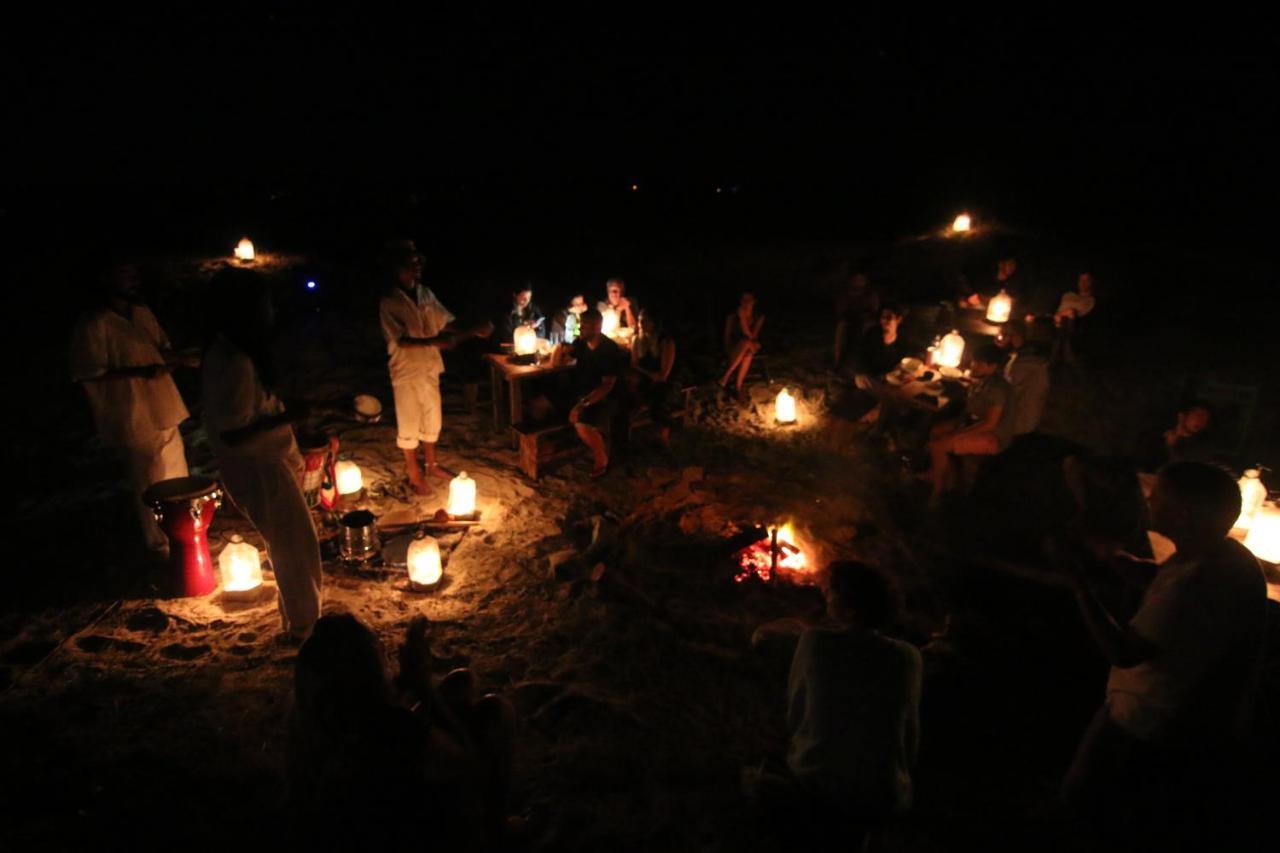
xmin=951 ymin=213 xmax=972 ymax=234
xmin=513 ymin=324 xmax=538 ymax=356
xmin=1243 ymin=502 xmax=1280 ymax=564
xmin=601 ymin=307 xmax=620 ymax=337
xmin=932 ymin=329 xmax=966 ymax=369
xmin=335 ymin=459 xmax=364 ymax=499
xmin=447 ymin=471 xmax=477 ymax=518
xmin=407 ymin=531 xmax=443 ymax=590
xmin=986 ymin=289 xmax=1012 ymax=323
xmin=234 ymin=237 xmax=255 ymax=262
xmin=775 ymin=388 xmax=797 ymax=425
xmin=219 ymin=534 xmax=263 ymax=593
xmin=1234 ymin=468 xmax=1267 ymax=531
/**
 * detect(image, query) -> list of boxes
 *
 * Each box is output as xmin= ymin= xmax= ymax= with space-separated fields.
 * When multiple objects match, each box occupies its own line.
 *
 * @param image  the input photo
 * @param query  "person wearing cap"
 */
xmin=379 ymin=245 xmax=491 ymax=494
xmin=69 ymin=261 xmax=196 ymax=555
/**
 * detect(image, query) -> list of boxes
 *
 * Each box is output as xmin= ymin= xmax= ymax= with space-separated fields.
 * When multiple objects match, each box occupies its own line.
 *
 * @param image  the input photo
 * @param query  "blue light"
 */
xmin=306 ymin=280 xmax=317 ymax=290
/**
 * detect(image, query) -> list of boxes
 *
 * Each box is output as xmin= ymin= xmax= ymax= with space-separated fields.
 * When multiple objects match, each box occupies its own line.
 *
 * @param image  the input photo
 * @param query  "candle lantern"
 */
xmin=513 ymin=324 xmax=538 ymax=356
xmin=234 ymin=237 xmax=255 ymax=262
xmin=951 ymin=213 xmax=972 ymax=234
xmin=447 ymin=471 xmax=477 ymax=518
xmin=775 ymin=388 xmax=797 ymax=425
xmin=933 ymin=329 xmax=966 ymax=368
xmin=1234 ymin=469 xmax=1268 ymax=531
xmin=407 ymin=531 xmax=443 ymax=589
xmin=601 ymin=307 xmax=620 ymax=337
xmin=1243 ymin=502 xmax=1280 ymax=564
xmin=335 ymin=460 xmax=364 ymax=496
xmin=986 ymin=289 xmax=1012 ymax=323
xmin=219 ymin=534 xmax=263 ymax=593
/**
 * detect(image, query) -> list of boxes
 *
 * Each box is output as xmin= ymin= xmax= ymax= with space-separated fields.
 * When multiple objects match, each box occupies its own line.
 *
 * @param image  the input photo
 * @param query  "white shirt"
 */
xmin=1106 ymin=539 xmax=1266 ymax=743
xmin=69 ymin=305 xmax=189 ymax=445
xmin=201 ymin=335 xmax=296 ymax=460
xmin=379 ymin=285 xmax=455 ymax=383
xmin=787 ymin=626 xmax=922 ymax=815
xmin=1057 ymin=291 xmax=1096 ymax=318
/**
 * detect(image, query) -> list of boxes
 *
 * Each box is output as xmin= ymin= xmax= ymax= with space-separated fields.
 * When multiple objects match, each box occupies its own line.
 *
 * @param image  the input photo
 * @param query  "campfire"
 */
xmin=733 ymin=521 xmax=811 ymax=583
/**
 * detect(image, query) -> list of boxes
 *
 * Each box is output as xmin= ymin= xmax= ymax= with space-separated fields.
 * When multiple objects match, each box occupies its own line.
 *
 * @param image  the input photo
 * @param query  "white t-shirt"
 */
xmin=787 ymin=626 xmax=922 ymax=815
xmin=1057 ymin=291 xmax=1096 ymax=318
xmin=69 ymin=305 xmax=190 ymax=445
xmin=1106 ymin=539 xmax=1266 ymax=743
xmin=201 ymin=335 xmax=297 ymax=460
xmin=379 ymin=285 xmax=455 ymax=383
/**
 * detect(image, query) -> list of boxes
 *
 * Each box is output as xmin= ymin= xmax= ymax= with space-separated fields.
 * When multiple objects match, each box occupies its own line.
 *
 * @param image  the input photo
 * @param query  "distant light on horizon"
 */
xmin=306 ymin=280 xmax=317 ymax=290
xmin=951 ymin=213 xmax=972 ymax=233
xmin=630 ymin=183 xmax=639 ymax=191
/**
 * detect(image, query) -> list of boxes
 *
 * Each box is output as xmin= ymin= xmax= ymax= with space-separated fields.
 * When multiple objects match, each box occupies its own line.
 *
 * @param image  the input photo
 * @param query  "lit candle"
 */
xmin=407 ymin=533 xmax=443 ymax=588
xmin=513 ymin=324 xmax=538 ymax=356
xmin=951 ymin=213 xmax=972 ymax=234
xmin=219 ymin=534 xmax=263 ymax=593
xmin=601 ymin=307 xmax=620 ymax=337
xmin=934 ymin=330 xmax=966 ymax=368
xmin=447 ymin=471 xmax=477 ymax=517
xmin=986 ymin=290 xmax=1012 ymax=323
xmin=1244 ymin=503 xmax=1280 ymax=564
xmin=335 ymin=460 xmax=363 ymax=496
xmin=234 ymin=237 xmax=255 ymax=262
xmin=775 ymin=388 xmax=797 ymax=424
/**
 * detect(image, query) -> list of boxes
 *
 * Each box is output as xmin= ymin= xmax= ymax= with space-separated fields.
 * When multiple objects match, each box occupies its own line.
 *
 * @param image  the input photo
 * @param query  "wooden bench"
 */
xmin=513 ymin=386 xmax=696 ymax=480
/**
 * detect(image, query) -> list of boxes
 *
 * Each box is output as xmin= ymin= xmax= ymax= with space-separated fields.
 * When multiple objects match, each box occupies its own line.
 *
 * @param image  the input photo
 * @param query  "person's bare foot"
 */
xmin=425 ymin=464 xmax=454 ymax=480
xmin=590 ymin=460 xmax=609 ymax=479
xmin=408 ymin=475 xmax=432 ymax=496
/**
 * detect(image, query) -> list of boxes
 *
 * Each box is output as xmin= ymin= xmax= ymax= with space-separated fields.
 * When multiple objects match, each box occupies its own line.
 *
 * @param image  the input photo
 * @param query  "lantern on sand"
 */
xmin=219 ymin=534 xmax=263 ymax=593
xmin=933 ymin=329 xmax=966 ymax=369
xmin=951 ymin=213 xmax=972 ymax=234
xmin=448 ymin=471 xmax=477 ymax=518
xmin=407 ymin=531 xmax=443 ymax=589
xmin=1243 ymin=502 xmax=1280 ymax=564
xmin=234 ymin=237 xmax=255 ymax=262
xmin=335 ymin=460 xmax=363 ymax=497
xmin=601 ymin=307 xmax=620 ymax=337
xmin=513 ymin=324 xmax=538 ymax=356
xmin=986 ymin=290 xmax=1013 ymax=323
xmin=775 ymin=388 xmax=797 ymax=425
xmin=1234 ymin=469 xmax=1267 ymax=531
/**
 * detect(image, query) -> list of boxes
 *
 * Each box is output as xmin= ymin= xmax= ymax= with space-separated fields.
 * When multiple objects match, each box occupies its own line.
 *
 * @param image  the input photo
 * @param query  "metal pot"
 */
xmin=339 ymin=510 xmax=381 ymax=562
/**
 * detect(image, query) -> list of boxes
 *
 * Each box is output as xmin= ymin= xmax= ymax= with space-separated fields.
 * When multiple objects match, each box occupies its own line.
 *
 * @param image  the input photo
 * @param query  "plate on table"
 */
xmin=885 ymin=370 xmax=911 ymax=386
xmin=938 ymin=366 xmax=964 ymax=379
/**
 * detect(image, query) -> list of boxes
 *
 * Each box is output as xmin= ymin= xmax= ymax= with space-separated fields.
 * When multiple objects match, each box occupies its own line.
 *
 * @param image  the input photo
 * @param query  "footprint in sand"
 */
xmin=76 ymin=635 xmax=145 ymax=654
xmin=126 ymin=608 xmax=171 ymax=634
xmin=160 ymin=643 xmax=211 ymax=661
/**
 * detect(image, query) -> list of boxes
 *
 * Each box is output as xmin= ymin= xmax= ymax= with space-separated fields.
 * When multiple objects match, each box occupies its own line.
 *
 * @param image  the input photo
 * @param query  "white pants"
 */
xmin=392 ymin=375 xmax=442 ymax=449
xmin=219 ymin=447 xmax=323 ymax=633
xmin=123 ymin=426 xmax=189 ymax=552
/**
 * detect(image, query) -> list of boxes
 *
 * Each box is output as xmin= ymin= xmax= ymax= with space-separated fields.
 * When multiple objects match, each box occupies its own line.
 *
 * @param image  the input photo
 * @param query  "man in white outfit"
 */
xmin=203 ymin=269 xmax=322 ymax=639
xmin=379 ymin=245 xmax=490 ymax=494
xmin=70 ymin=262 xmax=193 ymax=554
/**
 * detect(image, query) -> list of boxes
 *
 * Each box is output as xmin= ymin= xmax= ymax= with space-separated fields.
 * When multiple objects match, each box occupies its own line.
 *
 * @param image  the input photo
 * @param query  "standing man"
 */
xmin=379 ymin=244 xmax=490 ymax=494
xmin=550 ymin=308 xmax=626 ymax=478
xmin=70 ymin=261 xmax=194 ymax=555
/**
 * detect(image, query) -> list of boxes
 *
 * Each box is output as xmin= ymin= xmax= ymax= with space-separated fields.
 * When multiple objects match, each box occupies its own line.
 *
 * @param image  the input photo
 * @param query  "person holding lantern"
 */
xmin=379 ymin=245 xmax=493 ymax=495
xmin=549 ymin=307 xmax=626 ymax=477
xmin=69 ymin=260 xmax=198 ymax=556
xmin=202 ymin=268 xmax=322 ymax=640
xmin=1058 ymin=462 xmax=1266 ymax=844
xmin=596 ymin=277 xmax=637 ymax=331
xmin=721 ymin=290 xmax=765 ymax=401
xmin=924 ymin=342 xmax=1015 ymax=507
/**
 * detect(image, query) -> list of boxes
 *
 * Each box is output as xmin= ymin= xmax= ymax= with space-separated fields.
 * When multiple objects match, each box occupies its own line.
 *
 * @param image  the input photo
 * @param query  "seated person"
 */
xmin=1003 ymin=320 xmax=1052 ymax=437
xmin=289 ymin=614 xmax=518 ymax=849
xmin=1133 ymin=401 xmax=1214 ymax=476
xmin=548 ymin=294 xmax=589 ymax=344
xmin=500 ymin=281 xmax=546 ymax=341
xmin=852 ymin=303 xmax=908 ymax=388
xmin=720 ymin=291 xmax=765 ymax=400
xmin=833 ymin=272 xmax=881 ymax=368
xmin=549 ymin=308 xmax=627 ymax=477
xmin=627 ymin=308 xmax=681 ymax=447
xmin=745 ymin=561 xmax=922 ymax=843
xmin=596 ymin=277 xmax=637 ymax=330
xmin=925 ymin=342 xmax=1015 ymax=507
xmin=959 ymin=256 xmax=1022 ymax=309
xmin=1051 ymin=272 xmax=1097 ymax=365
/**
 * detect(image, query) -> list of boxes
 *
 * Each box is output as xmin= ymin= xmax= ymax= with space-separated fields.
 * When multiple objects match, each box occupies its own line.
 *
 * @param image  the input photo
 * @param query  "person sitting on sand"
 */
xmin=745 ymin=561 xmax=922 ymax=845
xmin=202 ymin=269 xmax=321 ymax=640
xmin=833 ymin=272 xmax=881 ymax=369
xmin=1059 ymin=462 xmax=1266 ymax=845
xmin=627 ymin=307 xmax=681 ymax=447
xmin=289 ymin=613 xmax=520 ymax=849
xmin=1051 ymin=272 xmax=1097 ymax=365
xmin=924 ymin=342 xmax=1015 ymax=507
xmin=1002 ymin=319 xmax=1052 ymax=438
xmin=1132 ymin=400 xmax=1214 ymax=476
xmin=721 ymin=291 xmax=765 ymax=400
xmin=596 ymin=277 xmax=637 ymax=330
xmin=550 ymin=308 xmax=627 ymax=477
xmin=500 ymin=280 xmax=545 ymax=341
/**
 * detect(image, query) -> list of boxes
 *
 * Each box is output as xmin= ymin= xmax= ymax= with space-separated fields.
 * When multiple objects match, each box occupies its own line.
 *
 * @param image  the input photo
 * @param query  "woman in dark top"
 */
xmin=721 ymin=291 xmax=765 ymax=401
xmin=629 ymin=308 xmax=680 ymax=446
xmin=854 ymin=303 xmax=909 ymax=380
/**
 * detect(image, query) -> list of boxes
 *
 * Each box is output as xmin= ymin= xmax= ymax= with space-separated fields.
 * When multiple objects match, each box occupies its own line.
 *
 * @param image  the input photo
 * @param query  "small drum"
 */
xmin=143 ymin=476 xmax=222 ymax=597
xmin=297 ymin=432 xmax=336 ymax=509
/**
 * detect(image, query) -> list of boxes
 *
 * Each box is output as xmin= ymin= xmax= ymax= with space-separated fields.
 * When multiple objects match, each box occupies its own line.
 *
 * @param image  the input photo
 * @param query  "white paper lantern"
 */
xmin=447 ymin=471 xmax=477 ymax=517
xmin=513 ymin=324 xmax=538 ymax=356
xmin=407 ymin=533 xmax=443 ymax=588
xmin=234 ymin=237 xmax=255 ymax=262
xmin=601 ymin=307 xmax=620 ymax=337
xmin=1243 ymin=502 xmax=1280 ymax=564
xmin=335 ymin=460 xmax=363 ymax=496
xmin=986 ymin=289 xmax=1012 ymax=323
xmin=775 ymin=388 xmax=797 ymax=424
xmin=1234 ymin=469 xmax=1268 ymax=531
xmin=933 ymin=330 xmax=966 ymax=368
xmin=951 ymin=213 xmax=971 ymax=233
xmin=219 ymin=534 xmax=263 ymax=593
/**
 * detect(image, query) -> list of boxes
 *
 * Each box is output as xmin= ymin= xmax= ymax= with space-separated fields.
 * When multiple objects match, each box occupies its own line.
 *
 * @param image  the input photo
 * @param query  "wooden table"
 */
xmin=485 ymin=352 xmax=574 ymax=430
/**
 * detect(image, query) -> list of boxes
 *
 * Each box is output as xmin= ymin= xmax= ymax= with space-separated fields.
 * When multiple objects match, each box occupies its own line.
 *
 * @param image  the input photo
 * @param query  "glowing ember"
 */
xmin=734 ymin=521 xmax=809 ymax=583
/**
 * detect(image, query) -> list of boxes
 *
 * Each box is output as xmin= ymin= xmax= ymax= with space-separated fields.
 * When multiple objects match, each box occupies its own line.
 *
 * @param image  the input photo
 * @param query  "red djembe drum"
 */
xmin=143 ymin=476 xmax=222 ymax=596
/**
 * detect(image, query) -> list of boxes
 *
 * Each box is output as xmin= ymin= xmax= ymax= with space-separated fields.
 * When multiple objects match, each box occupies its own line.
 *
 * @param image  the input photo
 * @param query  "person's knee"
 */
xmin=438 ymin=668 xmax=476 ymax=708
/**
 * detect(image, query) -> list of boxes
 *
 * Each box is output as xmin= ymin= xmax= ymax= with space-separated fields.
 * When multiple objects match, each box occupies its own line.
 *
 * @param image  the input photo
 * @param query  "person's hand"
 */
xmin=617 ymin=296 xmax=631 ymax=312
xmin=476 ymin=320 xmax=495 ymax=339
